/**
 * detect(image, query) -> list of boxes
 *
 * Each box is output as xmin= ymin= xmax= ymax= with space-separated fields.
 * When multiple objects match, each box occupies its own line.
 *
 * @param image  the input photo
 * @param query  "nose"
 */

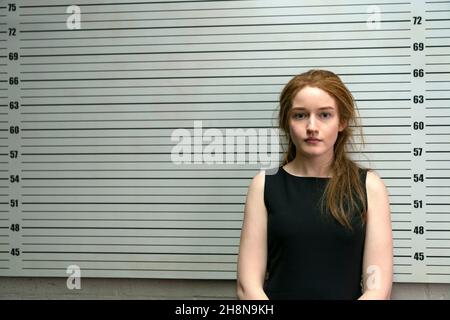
xmin=306 ymin=115 xmax=318 ymax=133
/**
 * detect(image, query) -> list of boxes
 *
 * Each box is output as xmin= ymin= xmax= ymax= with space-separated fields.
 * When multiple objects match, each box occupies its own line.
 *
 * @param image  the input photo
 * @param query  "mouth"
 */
xmin=305 ymin=138 xmax=321 ymax=143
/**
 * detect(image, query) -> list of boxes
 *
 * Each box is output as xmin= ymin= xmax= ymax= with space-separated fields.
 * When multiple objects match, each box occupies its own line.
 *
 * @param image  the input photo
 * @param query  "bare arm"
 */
xmin=236 ymin=170 xmax=269 ymax=300
xmin=358 ymin=170 xmax=393 ymax=300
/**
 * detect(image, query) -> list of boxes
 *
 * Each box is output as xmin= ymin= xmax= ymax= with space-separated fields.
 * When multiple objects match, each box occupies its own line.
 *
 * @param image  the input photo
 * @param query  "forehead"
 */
xmin=292 ymin=86 xmax=337 ymax=110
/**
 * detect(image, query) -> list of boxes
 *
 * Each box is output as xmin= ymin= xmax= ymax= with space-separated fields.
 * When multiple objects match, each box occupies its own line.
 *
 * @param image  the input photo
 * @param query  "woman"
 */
xmin=236 ymin=69 xmax=393 ymax=300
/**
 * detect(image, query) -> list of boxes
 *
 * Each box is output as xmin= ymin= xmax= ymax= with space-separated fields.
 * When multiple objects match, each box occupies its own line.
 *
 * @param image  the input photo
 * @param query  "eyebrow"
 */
xmin=291 ymin=106 xmax=335 ymax=111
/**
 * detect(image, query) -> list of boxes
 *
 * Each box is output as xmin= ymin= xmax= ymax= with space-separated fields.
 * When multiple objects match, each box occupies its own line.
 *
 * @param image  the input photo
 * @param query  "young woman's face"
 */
xmin=289 ymin=86 xmax=346 ymax=158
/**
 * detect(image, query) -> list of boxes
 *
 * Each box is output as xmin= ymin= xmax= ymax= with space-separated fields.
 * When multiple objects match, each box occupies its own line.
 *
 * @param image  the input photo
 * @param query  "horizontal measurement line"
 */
xmin=19 ymin=2 xmax=411 ymax=9
xmin=20 ymin=109 xmax=296 ymax=115
xmin=18 ymin=94 xmax=411 ymax=100
xmin=426 ymin=264 xmax=450 ymax=267
xmin=22 ymin=243 xmax=237 ymax=247
xmin=20 ymin=5 xmax=412 ymax=19
xmin=20 ymin=63 xmax=411 ymax=74
xmin=21 ymin=101 xmax=278 ymax=105
xmin=20 ymin=268 xmax=234 ymax=272
xmin=18 ymin=99 xmax=410 ymax=106
xmin=22 ymin=219 xmax=241 ymax=221
xmin=19 ymin=144 xmax=280 ymax=147
xmin=426 ymin=212 xmax=450 ymax=215
xmin=21 ymin=227 xmax=241 ymax=230
xmin=19 ymin=169 xmax=260 ymax=172
xmin=20 ymin=210 xmax=240 ymax=213
xmin=18 ymin=9 xmax=412 ymax=22
xmin=21 ymin=202 xmax=244 ymax=204
xmin=18 ymin=123 xmax=408 ymax=129
xmin=20 ymin=47 xmax=411 ymax=57
xmin=20 ymin=22 xmax=411 ymax=33
xmin=22 ymin=235 xmax=239 ymax=238
xmin=394 ymin=272 xmax=412 ymax=275
xmin=18 ymin=0 xmax=266 ymax=8
xmin=20 ymin=178 xmax=251 ymax=180
xmin=19 ymin=37 xmax=412 ymax=49
xmin=21 ymin=194 xmax=245 ymax=196
xmin=17 ymin=89 xmax=411 ymax=95
xmin=22 ymin=259 xmax=234 ymax=264
xmin=20 ymin=72 xmax=411 ymax=81
xmin=21 ymin=118 xmax=278 ymax=122
xmin=21 ymin=126 xmax=279 ymax=130
xmin=16 ymin=133 xmax=411 ymax=138
xmin=15 ymin=144 xmax=410 ymax=149
xmin=16 ymin=153 xmax=397 ymax=156
xmin=18 ymin=151 xmax=410 ymax=155
xmin=21 ymin=90 xmax=284 ymax=95
xmin=18 ymin=54 xmax=413 ymax=66
xmin=22 ymin=251 xmax=235 ymax=255
xmin=20 ymin=186 xmax=245 ymax=188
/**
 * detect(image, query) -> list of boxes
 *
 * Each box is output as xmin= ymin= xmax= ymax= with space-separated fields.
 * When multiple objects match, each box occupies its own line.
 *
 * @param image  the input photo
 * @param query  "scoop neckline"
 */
xmin=281 ymin=166 xmax=332 ymax=179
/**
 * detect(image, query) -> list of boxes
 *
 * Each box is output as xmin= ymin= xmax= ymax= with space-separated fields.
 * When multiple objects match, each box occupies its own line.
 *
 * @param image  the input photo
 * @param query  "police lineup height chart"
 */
xmin=1 ymin=0 xmax=449 ymax=283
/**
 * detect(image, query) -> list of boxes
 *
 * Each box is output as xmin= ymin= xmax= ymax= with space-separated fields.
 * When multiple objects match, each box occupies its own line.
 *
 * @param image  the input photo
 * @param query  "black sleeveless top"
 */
xmin=263 ymin=166 xmax=368 ymax=300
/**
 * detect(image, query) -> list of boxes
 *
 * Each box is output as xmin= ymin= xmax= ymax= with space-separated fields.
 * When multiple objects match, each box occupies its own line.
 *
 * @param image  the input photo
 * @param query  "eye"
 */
xmin=321 ymin=112 xmax=331 ymax=118
xmin=293 ymin=113 xmax=305 ymax=119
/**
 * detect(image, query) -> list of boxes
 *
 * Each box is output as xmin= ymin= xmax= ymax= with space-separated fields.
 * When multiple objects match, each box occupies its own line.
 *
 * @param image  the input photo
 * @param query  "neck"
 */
xmin=287 ymin=153 xmax=334 ymax=177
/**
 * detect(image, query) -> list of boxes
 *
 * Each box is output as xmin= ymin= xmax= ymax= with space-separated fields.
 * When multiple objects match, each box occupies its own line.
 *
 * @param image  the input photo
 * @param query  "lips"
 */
xmin=305 ymin=138 xmax=321 ymax=142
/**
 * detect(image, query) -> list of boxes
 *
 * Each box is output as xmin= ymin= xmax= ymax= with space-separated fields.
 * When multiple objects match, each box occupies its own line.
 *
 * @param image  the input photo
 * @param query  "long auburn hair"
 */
xmin=278 ymin=69 xmax=371 ymax=230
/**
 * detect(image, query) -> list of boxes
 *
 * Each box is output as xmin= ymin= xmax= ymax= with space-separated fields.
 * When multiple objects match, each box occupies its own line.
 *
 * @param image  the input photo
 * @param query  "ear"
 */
xmin=338 ymin=120 xmax=347 ymax=132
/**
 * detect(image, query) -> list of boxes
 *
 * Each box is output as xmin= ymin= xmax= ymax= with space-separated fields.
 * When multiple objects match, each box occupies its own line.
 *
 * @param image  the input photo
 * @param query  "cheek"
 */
xmin=327 ymin=124 xmax=341 ymax=141
xmin=333 ymin=121 xmax=342 ymax=134
xmin=289 ymin=122 xmax=302 ymax=138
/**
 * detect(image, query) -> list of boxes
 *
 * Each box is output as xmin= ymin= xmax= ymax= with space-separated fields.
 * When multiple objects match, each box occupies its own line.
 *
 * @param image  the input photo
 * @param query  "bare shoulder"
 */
xmin=244 ymin=170 xmax=267 ymax=215
xmin=366 ymin=169 xmax=388 ymax=195
xmin=365 ymin=169 xmax=391 ymax=221
xmin=248 ymin=170 xmax=266 ymax=192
